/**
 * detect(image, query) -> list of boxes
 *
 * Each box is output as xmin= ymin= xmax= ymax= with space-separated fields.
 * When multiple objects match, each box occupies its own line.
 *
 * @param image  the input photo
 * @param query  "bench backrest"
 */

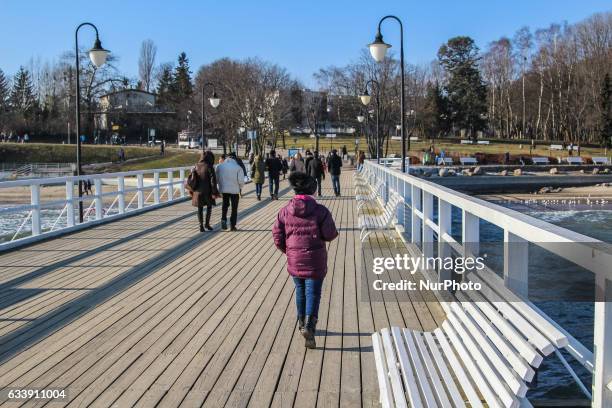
xmin=566 ymin=157 xmax=583 ymax=164
xmin=459 ymin=157 xmax=477 ymax=165
xmin=531 ymin=157 xmax=549 ymax=164
xmin=380 ymin=193 xmax=403 ymax=224
xmin=550 ymin=144 xmax=563 ymax=150
xmin=436 ymin=157 xmax=453 ymax=165
xmin=592 ymin=157 xmax=610 ymax=164
xmin=460 ymin=140 xmax=473 ymax=144
xmin=477 ymin=140 xmax=490 ymax=145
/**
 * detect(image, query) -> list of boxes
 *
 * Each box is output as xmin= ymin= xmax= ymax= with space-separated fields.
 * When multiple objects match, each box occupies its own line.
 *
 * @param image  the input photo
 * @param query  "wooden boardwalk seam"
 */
xmin=0 ymin=170 xmax=443 ymax=407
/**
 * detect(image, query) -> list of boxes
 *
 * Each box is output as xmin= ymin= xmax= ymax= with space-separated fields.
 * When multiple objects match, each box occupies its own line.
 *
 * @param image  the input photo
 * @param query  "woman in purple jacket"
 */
xmin=272 ymin=172 xmax=339 ymax=348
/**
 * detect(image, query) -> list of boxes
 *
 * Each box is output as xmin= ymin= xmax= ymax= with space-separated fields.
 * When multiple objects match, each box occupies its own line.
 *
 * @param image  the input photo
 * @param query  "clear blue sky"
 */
xmin=1 ymin=0 xmax=609 ymax=87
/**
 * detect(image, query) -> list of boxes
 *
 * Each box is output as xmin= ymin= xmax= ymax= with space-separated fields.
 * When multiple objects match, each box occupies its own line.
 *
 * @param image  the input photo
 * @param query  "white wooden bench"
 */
xmin=550 ymin=144 xmax=563 ymax=150
xmin=592 ymin=157 xmax=610 ymax=165
xmin=460 ymin=140 xmax=473 ymax=144
xmin=477 ymin=140 xmax=490 ymax=145
xmin=410 ymin=136 xmax=419 ymax=142
xmin=436 ymin=157 xmax=453 ymax=166
xmin=459 ymin=157 xmax=477 ymax=165
xmin=358 ymin=191 xmax=403 ymax=242
xmin=372 ymin=267 xmax=570 ymax=408
xmin=531 ymin=157 xmax=549 ymax=165
xmin=565 ymin=157 xmax=583 ymax=165
xmin=356 ymin=179 xmax=384 ymax=211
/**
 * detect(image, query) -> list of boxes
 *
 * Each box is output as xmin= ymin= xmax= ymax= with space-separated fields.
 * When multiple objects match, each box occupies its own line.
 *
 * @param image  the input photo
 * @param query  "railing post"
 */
xmin=167 ymin=170 xmax=174 ymax=202
xmin=462 ymin=210 xmax=480 ymax=258
xmin=411 ymin=185 xmax=421 ymax=245
xmin=30 ymin=184 xmax=41 ymax=236
xmin=154 ymin=171 xmax=160 ymax=204
xmin=593 ymin=277 xmax=612 ymax=406
xmin=65 ymin=180 xmax=74 ymax=227
xmin=438 ymin=199 xmax=452 ymax=281
xmin=179 ymin=169 xmax=186 ymax=198
xmin=94 ymin=178 xmax=103 ymax=220
xmin=422 ymin=191 xmax=434 ymax=258
xmin=503 ymin=230 xmax=528 ymax=297
xmin=117 ymin=176 xmax=125 ymax=214
xmin=137 ymin=174 xmax=144 ymax=209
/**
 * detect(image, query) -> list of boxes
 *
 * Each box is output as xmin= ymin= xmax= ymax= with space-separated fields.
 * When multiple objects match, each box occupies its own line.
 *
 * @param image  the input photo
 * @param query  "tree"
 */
xmin=10 ymin=66 xmax=37 ymax=114
xmin=0 ymin=69 xmax=9 ymax=110
xmin=138 ymin=39 xmax=157 ymax=92
xmin=422 ymin=81 xmax=449 ymax=138
xmin=173 ymin=52 xmax=193 ymax=98
xmin=438 ymin=37 xmax=488 ymax=139
xmin=601 ymin=73 xmax=612 ymax=147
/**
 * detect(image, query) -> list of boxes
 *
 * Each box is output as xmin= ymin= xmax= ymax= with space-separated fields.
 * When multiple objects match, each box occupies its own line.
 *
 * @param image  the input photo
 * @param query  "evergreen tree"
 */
xmin=601 ymin=73 xmax=612 ymax=148
xmin=173 ymin=52 xmax=192 ymax=98
xmin=0 ymin=68 xmax=9 ymax=111
xmin=10 ymin=66 xmax=37 ymax=114
xmin=422 ymin=81 xmax=450 ymax=138
xmin=156 ymin=64 xmax=174 ymax=105
xmin=438 ymin=37 xmax=488 ymax=139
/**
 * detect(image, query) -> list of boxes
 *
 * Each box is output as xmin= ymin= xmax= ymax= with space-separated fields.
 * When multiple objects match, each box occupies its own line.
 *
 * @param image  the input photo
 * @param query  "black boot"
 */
xmin=199 ymin=224 xmax=204 ymax=232
xmin=303 ymin=315 xmax=318 ymax=349
xmin=298 ymin=315 xmax=305 ymax=334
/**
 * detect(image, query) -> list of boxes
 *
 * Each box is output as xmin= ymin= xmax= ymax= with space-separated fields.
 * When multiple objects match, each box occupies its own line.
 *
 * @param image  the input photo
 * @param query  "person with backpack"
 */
xmin=216 ymin=153 xmax=244 ymax=231
xmin=307 ymin=150 xmax=325 ymax=196
xmin=250 ymin=153 xmax=266 ymax=200
xmin=265 ymin=150 xmax=283 ymax=200
xmin=327 ymin=149 xmax=343 ymax=196
xmin=189 ymin=151 xmax=219 ymax=232
xmin=272 ymin=172 xmax=338 ymax=348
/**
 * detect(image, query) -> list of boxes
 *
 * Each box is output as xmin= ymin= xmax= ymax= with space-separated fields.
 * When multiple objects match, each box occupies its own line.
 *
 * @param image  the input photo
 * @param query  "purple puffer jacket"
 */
xmin=272 ymin=196 xmax=339 ymax=280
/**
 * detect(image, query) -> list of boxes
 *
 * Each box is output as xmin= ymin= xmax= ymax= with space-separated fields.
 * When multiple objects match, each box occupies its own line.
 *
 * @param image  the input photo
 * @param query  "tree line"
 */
xmin=0 ymin=11 xmax=609 ymax=153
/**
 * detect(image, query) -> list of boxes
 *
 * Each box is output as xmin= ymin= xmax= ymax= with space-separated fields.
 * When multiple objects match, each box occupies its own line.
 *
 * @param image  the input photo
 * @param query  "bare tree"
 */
xmin=138 ymin=39 xmax=157 ymax=92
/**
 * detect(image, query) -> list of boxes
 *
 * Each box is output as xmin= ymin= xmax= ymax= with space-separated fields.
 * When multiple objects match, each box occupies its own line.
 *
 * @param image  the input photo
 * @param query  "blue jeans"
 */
xmin=331 ymin=175 xmax=341 ymax=195
xmin=255 ymin=183 xmax=262 ymax=196
xmin=269 ymin=175 xmax=279 ymax=197
xmin=293 ymin=277 xmax=323 ymax=317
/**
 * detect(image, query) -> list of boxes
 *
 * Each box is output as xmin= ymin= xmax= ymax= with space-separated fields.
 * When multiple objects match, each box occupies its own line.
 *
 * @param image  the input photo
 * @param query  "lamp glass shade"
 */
xmin=239 ymin=126 xmax=245 ymax=133
xmin=209 ymin=97 xmax=221 ymax=108
xmin=396 ymin=125 xmax=401 ymax=130
xmin=257 ymin=116 xmax=264 ymax=124
xmin=357 ymin=115 xmax=365 ymax=123
xmin=88 ymin=39 xmax=109 ymax=68
xmin=359 ymin=94 xmax=371 ymax=106
xmin=368 ymin=34 xmax=391 ymax=62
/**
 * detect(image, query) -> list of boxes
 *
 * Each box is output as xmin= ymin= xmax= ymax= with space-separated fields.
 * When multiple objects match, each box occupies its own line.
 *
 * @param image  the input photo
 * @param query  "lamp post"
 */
xmin=359 ymin=79 xmax=381 ymax=163
xmin=369 ymin=15 xmax=407 ymax=172
xmin=75 ymin=22 xmax=109 ymax=223
xmin=257 ymin=115 xmax=265 ymax=154
xmin=200 ymin=82 xmax=220 ymax=153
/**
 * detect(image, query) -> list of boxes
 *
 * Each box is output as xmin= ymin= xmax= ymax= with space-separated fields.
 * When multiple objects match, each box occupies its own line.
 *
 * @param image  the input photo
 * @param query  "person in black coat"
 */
xmin=327 ymin=149 xmax=343 ymax=196
xmin=265 ymin=149 xmax=283 ymax=200
xmin=191 ymin=151 xmax=219 ymax=232
xmin=306 ymin=150 xmax=325 ymax=196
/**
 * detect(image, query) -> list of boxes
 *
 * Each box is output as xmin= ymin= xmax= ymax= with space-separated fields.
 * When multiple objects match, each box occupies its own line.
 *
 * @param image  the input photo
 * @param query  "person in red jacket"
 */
xmin=272 ymin=172 xmax=338 ymax=348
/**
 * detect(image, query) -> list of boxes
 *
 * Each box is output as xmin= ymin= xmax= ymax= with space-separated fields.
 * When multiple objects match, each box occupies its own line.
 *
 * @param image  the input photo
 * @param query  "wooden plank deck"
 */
xmin=0 ymin=170 xmax=444 ymax=407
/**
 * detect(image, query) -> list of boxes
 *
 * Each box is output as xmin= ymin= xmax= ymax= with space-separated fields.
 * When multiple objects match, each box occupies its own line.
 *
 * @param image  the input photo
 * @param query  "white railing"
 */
xmin=0 ymin=166 xmax=191 ymax=250
xmin=362 ymin=159 xmax=612 ymax=405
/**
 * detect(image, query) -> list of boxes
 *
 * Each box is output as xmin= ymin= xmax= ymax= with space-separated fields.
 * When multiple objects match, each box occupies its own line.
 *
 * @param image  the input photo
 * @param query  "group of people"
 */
xmin=1 ymin=133 xmax=29 ymax=143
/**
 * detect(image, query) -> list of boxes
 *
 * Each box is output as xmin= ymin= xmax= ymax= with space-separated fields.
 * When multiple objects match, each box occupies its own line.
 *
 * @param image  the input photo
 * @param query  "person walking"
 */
xmin=327 ymin=149 xmax=343 ymax=196
xmin=250 ymin=153 xmax=266 ymax=200
xmin=281 ymin=156 xmax=289 ymax=179
xmin=307 ymin=150 xmax=325 ymax=196
xmin=160 ymin=141 xmax=165 ymax=156
xmin=265 ymin=150 xmax=283 ymax=200
xmin=289 ymin=152 xmax=305 ymax=174
xmin=272 ymin=172 xmax=338 ymax=348
xmin=216 ymin=153 xmax=244 ymax=231
xmin=190 ymin=151 xmax=219 ymax=232
xmin=357 ymin=151 xmax=365 ymax=171
xmin=304 ymin=150 xmax=313 ymax=170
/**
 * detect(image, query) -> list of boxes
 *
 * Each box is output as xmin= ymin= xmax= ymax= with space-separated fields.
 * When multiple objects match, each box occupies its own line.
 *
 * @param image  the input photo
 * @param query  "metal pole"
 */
xmin=377 ymin=16 xmax=406 ymax=172
xmin=201 ymin=87 xmax=205 ymax=154
xmin=376 ymin=89 xmax=381 ymax=164
xmin=75 ymin=22 xmax=100 ymax=223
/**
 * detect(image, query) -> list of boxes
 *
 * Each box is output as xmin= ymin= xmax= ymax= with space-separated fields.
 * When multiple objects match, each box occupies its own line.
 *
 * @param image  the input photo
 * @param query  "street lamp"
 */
xmin=357 ymin=115 xmax=365 ymax=123
xmin=75 ymin=22 xmax=109 ymax=223
xmin=369 ymin=15 xmax=407 ymax=172
xmin=359 ymin=79 xmax=381 ymax=163
xmin=201 ymin=82 xmax=220 ymax=153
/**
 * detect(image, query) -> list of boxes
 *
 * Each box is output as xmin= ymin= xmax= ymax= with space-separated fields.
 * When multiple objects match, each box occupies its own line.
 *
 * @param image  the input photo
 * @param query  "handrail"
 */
xmin=362 ymin=159 xmax=612 ymax=404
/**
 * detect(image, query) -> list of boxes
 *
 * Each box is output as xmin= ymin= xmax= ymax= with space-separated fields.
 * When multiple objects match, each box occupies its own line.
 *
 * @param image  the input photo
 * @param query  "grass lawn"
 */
xmin=89 ymin=149 xmax=201 ymax=177
xmin=0 ymin=143 xmax=161 ymax=165
xmin=285 ymin=136 xmax=609 ymax=160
